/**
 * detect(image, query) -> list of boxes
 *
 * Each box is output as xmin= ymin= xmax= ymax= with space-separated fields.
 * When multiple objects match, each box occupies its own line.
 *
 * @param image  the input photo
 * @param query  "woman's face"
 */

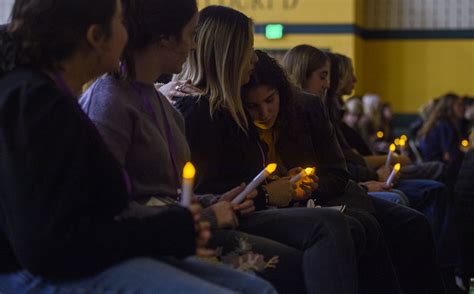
xmin=244 ymin=85 xmax=280 ymax=130
xmin=241 ymin=32 xmax=258 ymax=86
xmin=98 ymin=0 xmax=128 ymax=73
xmin=164 ymin=12 xmax=198 ymax=74
xmin=305 ymin=60 xmax=330 ymax=98
xmin=341 ymin=64 xmax=357 ymax=95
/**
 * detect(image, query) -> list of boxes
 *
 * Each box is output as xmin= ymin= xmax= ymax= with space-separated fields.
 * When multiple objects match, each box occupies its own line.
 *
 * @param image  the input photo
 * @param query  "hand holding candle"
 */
xmin=385 ymin=163 xmax=401 ymax=186
xmin=180 ymin=162 xmax=196 ymax=207
xmin=290 ymin=167 xmax=315 ymax=184
xmin=232 ymin=163 xmax=277 ymax=204
xmin=385 ymin=144 xmax=396 ymax=167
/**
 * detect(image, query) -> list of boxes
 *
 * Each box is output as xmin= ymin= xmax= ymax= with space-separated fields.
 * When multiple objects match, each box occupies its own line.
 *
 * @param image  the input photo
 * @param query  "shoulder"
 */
xmin=0 ymin=68 xmax=62 ymax=110
xmin=79 ymin=75 xmax=138 ymax=121
xmin=80 ymin=75 xmax=133 ymax=107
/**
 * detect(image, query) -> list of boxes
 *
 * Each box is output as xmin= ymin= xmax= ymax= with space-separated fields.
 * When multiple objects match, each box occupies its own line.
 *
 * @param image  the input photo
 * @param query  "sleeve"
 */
xmin=79 ymin=78 xmax=133 ymax=166
xmin=0 ymin=84 xmax=196 ymax=278
xmin=302 ymin=95 xmax=349 ymax=202
xmin=176 ymin=98 xmax=222 ymax=193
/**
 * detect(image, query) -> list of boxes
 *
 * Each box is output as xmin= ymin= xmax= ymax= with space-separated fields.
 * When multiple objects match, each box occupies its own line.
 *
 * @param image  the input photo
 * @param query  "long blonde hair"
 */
xmin=179 ymin=6 xmax=253 ymax=132
xmin=282 ymin=44 xmax=329 ymax=91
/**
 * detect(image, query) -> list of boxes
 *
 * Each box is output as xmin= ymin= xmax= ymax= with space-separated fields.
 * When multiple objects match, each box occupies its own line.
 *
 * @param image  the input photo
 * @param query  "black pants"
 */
xmin=371 ymin=196 xmax=446 ymax=294
xmin=237 ymin=207 xmax=361 ymax=294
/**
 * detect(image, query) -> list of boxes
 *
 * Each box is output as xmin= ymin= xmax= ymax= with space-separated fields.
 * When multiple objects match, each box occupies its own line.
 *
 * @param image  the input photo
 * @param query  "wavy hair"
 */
xmin=179 ymin=5 xmax=253 ymax=132
xmin=282 ymin=44 xmax=328 ymax=91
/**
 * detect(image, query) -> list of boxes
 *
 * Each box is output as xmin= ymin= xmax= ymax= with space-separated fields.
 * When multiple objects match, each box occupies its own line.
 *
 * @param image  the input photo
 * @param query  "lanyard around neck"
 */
xmin=131 ymin=82 xmax=181 ymax=196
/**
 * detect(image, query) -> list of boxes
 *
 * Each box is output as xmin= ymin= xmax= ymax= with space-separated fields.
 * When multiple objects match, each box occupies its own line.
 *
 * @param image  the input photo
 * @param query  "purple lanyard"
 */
xmin=51 ymin=72 xmax=133 ymax=196
xmin=131 ymin=82 xmax=181 ymax=195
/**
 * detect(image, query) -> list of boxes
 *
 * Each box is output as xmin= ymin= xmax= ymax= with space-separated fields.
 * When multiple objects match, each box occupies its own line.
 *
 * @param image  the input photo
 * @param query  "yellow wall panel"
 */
xmin=255 ymin=34 xmax=356 ymax=59
xmin=197 ymin=0 xmax=356 ymax=23
xmin=357 ymin=40 xmax=474 ymax=112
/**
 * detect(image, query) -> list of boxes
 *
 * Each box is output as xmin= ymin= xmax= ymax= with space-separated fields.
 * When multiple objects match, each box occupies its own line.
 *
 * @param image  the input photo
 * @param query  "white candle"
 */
xmin=180 ymin=162 xmax=196 ymax=207
xmin=385 ymin=163 xmax=401 ymax=186
xmin=399 ymin=138 xmax=407 ymax=156
xmin=289 ymin=167 xmax=315 ymax=184
xmin=232 ymin=163 xmax=277 ymax=204
xmin=385 ymin=143 xmax=396 ymax=167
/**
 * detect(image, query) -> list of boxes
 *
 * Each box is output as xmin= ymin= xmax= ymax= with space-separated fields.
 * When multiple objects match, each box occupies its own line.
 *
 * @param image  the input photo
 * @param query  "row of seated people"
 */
xmin=0 ymin=0 xmax=457 ymax=293
xmin=336 ymin=66 xmax=474 ymax=289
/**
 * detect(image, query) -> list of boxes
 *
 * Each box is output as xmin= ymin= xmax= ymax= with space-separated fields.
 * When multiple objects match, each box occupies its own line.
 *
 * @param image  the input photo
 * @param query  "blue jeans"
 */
xmin=369 ymin=189 xmax=409 ymax=206
xmin=0 ymin=257 xmax=276 ymax=293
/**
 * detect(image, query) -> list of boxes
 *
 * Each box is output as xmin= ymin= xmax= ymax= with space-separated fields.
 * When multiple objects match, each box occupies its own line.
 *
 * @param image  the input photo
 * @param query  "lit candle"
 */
xmin=399 ymin=138 xmax=407 ymax=155
xmin=385 ymin=143 xmax=396 ymax=167
xmin=461 ymin=139 xmax=470 ymax=148
xmin=376 ymin=131 xmax=384 ymax=139
xmin=290 ymin=167 xmax=315 ymax=184
xmin=232 ymin=163 xmax=277 ymax=204
xmin=385 ymin=163 xmax=401 ymax=186
xmin=180 ymin=162 xmax=196 ymax=207
xmin=394 ymin=138 xmax=400 ymax=146
xmin=400 ymin=135 xmax=408 ymax=142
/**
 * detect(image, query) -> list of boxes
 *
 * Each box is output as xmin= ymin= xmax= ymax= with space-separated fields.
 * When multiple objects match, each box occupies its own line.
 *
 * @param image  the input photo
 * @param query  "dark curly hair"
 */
xmin=120 ymin=0 xmax=197 ymax=80
xmin=7 ymin=0 xmax=117 ymax=71
xmin=241 ymin=49 xmax=298 ymax=135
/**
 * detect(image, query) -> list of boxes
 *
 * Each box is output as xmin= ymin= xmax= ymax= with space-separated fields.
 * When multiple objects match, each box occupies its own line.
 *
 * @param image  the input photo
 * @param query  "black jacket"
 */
xmin=0 ymin=68 xmax=196 ymax=278
xmin=176 ymin=91 xmax=374 ymax=210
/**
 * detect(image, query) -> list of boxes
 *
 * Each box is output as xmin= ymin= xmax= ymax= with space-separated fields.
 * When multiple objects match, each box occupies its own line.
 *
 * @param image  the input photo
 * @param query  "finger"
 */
xmin=245 ymin=189 xmax=258 ymax=200
xmin=239 ymin=205 xmax=255 ymax=215
xmin=171 ymin=90 xmax=188 ymax=97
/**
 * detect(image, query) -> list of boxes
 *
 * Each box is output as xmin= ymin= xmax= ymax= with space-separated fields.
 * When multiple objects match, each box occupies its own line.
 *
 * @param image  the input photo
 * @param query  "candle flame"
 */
xmin=394 ymin=163 xmax=401 ymax=171
xmin=462 ymin=140 xmax=469 ymax=147
xmin=376 ymin=131 xmax=384 ymax=138
xmin=394 ymin=138 xmax=400 ymax=146
xmin=183 ymin=162 xmax=196 ymax=179
xmin=265 ymin=163 xmax=278 ymax=174
xmin=400 ymin=135 xmax=408 ymax=141
xmin=389 ymin=144 xmax=396 ymax=152
xmin=399 ymin=139 xmax=406 ymax=147
xmin=304 ymin=167 xmax=315 ymax=175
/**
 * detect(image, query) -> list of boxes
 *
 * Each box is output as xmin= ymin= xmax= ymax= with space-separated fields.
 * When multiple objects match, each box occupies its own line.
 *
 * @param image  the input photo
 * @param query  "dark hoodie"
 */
xmin=0 ymin=28 xmax=196 ymax=278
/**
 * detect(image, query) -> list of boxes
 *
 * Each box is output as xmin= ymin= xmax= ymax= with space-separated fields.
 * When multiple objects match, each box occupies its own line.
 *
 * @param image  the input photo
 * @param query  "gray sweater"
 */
xmin=80 ymin=75 xmax=191 ymax=199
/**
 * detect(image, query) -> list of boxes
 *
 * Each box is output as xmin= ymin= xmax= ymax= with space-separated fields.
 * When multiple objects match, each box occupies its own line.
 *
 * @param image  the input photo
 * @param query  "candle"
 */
xmin=180 ymin=162 xmax=196 ymax=207
xmin=385 ymin=144 xmax=396 ymax=167
xmin=290 ymin=167 xmax=315 ymax=184
xmin=385 ymin=163 xmax=401 ymax=186
xmin=399 ymin=138 xmax=407 ymax=155
xmin=461 ymin=139 xmax=470 ymax=148
xmin=232 ymin=163 xmax=277 ymax=204
xmin=376 ymin=131 xmax=384 ymax=139
xmin=400 ymin=135 xmax=408 ymax=142
xmin=394 ymin=138 xmax=400 ymax=146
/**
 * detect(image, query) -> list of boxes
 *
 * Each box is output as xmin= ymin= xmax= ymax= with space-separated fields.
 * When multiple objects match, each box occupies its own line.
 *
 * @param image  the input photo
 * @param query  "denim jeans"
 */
xmin=369 ymin=189 xmax=409 ymax=206
xmin=0 ymin=257 xmax=276 ymax=294
xmin=238 ymin=207 xmax=360 ymax=294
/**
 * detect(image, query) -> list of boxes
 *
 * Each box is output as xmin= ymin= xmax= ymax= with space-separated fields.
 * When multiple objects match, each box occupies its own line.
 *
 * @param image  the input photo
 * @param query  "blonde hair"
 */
xmin=179 ymin=6 xmax=253 ymax=132
xmin=282 ymin=44 xmax=328 ymax=90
